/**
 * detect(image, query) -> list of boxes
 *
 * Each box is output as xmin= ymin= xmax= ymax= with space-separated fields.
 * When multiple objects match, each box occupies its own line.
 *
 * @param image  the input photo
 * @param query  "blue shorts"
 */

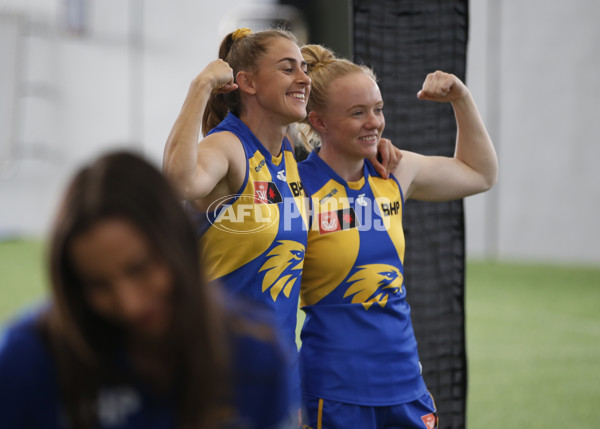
xmin=301 ymin=391 xmax=438 ymax=429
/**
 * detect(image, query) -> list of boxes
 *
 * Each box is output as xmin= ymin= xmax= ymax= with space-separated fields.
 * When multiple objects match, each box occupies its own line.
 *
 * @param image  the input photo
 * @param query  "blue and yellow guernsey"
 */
xmin=298 ymin=151 xmax=427 ymax=406
xmin=186 ymin=113 xmax=308 ymax=356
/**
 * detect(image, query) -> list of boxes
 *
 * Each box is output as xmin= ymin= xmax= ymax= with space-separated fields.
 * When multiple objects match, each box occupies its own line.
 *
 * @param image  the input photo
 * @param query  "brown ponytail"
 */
xmin=201 ymin=28 xmax=298 ymax=136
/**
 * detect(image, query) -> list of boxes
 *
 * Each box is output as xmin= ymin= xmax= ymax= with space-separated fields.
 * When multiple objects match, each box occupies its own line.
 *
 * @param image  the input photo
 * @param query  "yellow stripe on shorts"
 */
xmin=317 ymin=398 xmax=324 ymax=429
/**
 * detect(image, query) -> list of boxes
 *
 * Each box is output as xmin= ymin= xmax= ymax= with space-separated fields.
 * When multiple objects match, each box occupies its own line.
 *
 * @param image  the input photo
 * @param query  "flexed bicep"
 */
xmin=163 ymin=60 xmax=240 ymax=201
xmin=397 ymin=70 xmax=497 ymax=202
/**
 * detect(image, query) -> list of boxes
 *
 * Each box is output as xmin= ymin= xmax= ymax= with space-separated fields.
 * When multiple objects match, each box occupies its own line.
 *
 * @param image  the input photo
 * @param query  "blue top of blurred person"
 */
xmin=0 ymin=300 xmax=293 ymax=429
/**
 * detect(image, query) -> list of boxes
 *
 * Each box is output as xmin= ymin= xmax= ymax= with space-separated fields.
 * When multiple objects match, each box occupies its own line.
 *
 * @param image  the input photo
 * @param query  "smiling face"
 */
xmin=69 ymin=218 xmax=174 ymax=340
xmin=312 ymin=72 xmax=385 ymax=161
xmin=247 ymin=37 xmax=311 ymax=125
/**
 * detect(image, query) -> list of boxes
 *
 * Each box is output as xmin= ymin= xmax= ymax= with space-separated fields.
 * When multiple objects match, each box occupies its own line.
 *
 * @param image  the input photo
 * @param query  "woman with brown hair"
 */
xmin=163 ymin=27 xmax=400 ymax=415
xmin=0 ymin=151 xmax=293 ymax=429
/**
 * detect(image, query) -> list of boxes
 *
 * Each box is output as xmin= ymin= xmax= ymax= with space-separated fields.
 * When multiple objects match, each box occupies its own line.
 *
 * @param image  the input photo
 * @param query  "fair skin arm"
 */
xmin=163 ymin=60 xmax=244 ymax=202
xmin=394 ymin=71 xmax=498 ymax=201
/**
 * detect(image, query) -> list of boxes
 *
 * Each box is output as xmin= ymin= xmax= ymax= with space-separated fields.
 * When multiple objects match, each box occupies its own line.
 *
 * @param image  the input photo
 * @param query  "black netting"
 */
xmin=353 ymin=1 xmax=469 ymax=428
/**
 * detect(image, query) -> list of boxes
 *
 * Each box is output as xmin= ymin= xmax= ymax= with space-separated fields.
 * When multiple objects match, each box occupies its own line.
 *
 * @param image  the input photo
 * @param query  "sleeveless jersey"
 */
xmin=186 ymin=113 xmax=308 ymax=353
xmin=297 ymin=151 xmax=427 ymax=406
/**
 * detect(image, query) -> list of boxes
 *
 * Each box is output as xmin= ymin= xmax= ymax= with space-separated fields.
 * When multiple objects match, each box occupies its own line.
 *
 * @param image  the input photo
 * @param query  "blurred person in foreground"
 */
xmin=0 ymin=151 xmax=294 ymax=429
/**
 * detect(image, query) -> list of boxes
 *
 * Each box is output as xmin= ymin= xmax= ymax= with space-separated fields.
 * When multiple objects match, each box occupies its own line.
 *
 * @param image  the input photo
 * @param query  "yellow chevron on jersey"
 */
xmin=301 ymin=180 xmax=360 ymax=306
xmin=369 ymin=175 xmax=405 ymax=263
xmin=200 ymin=148 xmax=279 ymax=281
xmin=298 ymin=155 xmax=405 ymax=308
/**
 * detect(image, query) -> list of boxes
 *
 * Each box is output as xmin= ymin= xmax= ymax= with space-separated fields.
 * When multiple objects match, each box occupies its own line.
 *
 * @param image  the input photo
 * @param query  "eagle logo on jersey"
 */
xmin=343 ymin=264 xmax=403 ymax=310
xmin=259 ymin=240 xmax=305 ymax=301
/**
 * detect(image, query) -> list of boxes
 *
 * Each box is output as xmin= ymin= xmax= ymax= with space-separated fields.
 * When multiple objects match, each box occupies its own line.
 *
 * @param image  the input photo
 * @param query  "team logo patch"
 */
xmin=254 ymin=181 xmax=283 ymax=204
xmin=259 ymin=240 xmax=305 ymax=301
xmin=421 ymin=413 xmax=437 ymax=429
xmin=318 ymin=208 xmax=357 ymax=234
xmin=343 ymin=264 xmax=403 ymax=310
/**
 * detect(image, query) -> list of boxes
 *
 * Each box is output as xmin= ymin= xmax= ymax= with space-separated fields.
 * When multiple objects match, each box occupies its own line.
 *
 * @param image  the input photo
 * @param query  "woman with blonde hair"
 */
xmin=297 ymin=44 xmax=498 ymax=429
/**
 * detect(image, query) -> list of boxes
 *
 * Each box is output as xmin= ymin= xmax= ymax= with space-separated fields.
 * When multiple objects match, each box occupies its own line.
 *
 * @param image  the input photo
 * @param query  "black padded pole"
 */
xmin=353 ymin=2 xmax=469 ymax=428
xmin=279 ymin=1 xmax=470 ymax=426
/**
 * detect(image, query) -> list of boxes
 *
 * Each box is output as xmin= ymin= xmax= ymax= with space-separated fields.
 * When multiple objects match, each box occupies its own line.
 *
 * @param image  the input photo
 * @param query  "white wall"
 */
xmin=465 ymin=0 xmax=600 ymax=265
xmin=0 ymin=0 xmax=277 ymax=238
xmin=1 ymin=0 xmax=599 ymax=265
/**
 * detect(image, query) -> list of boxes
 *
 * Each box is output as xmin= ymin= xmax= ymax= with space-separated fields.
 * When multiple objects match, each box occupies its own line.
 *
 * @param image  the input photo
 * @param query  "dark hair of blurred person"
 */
xmin=0 ymin=151 xmax=292 ymax=429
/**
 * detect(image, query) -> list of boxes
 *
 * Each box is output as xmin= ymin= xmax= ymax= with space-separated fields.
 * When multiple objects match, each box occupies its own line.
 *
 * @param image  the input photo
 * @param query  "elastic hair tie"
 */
xmin=232 ymin=28 xmax=252 ymax=41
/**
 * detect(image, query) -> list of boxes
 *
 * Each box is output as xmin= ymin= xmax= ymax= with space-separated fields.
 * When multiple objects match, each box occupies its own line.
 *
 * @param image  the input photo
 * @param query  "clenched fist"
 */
xmin=416 ymin=70 xmax=468 ymax=103
xmin=192 ymin=59 xmax=238 ymax=94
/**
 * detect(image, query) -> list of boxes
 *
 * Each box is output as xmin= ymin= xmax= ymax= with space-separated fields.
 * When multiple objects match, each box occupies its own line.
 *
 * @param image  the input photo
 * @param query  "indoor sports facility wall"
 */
xmin=2 ymin=0 xmax=599 ymax=265
xmin=352 ymin=2 xmax=469 ymax=428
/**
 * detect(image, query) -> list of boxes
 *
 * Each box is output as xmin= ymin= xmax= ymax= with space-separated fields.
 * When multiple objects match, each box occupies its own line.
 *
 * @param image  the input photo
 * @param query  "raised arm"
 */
xmin=395 ymin=71 xmax=498 ymax=201
xmin=163 ymin=60 xmax=240 ymax=201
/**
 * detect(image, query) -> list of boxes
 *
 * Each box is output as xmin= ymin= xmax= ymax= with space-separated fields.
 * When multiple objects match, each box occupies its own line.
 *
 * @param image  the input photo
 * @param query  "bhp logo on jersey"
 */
xmin=254 ymin=181 xmax=283 ymax=204
xmin=318 ymin=208 xmax=358 ymax=234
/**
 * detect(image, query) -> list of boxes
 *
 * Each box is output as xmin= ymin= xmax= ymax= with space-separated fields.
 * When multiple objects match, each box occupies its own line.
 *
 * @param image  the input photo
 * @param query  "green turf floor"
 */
xmin=465 ymin=261 xmax=600 ymax=428
xmin=1 ymin=240 xmax=598 ymax=428
xmin=0 ymin=239 xmax=47 ymax=324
